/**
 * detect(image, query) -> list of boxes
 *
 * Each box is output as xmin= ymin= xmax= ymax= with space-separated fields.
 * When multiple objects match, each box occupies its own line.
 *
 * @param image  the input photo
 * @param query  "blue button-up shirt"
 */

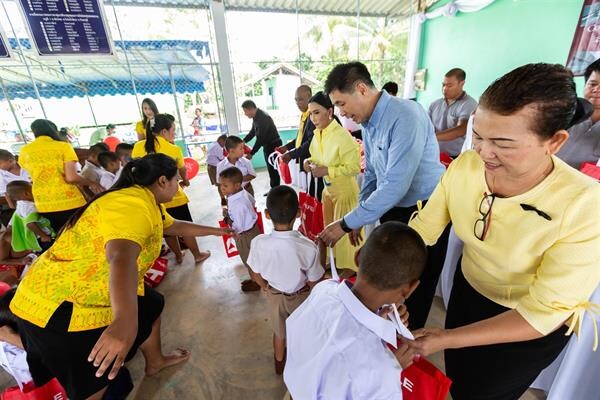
xmin=344 ymin=91 xmax=445 ymax=229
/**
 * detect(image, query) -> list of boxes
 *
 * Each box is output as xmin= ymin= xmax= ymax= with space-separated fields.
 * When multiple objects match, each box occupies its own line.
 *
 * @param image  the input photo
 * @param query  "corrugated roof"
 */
xmin=107 ymin=0 xmax=436 ymax=18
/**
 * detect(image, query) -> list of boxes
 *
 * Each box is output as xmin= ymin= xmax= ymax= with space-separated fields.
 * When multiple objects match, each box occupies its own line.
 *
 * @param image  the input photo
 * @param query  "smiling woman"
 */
xmin=408 ymin=63 xmax=600 ymax=400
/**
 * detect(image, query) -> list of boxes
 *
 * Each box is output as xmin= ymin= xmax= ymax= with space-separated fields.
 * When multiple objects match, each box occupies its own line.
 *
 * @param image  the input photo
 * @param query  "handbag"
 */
xmin=144 ymin=257 xmax=169 ymax=288
xmin=580 ymin=160 xmax=600 ymax=180
xmin=268 ymin=152 xmax=292 ymax=185
xmin=1 ymin=378 xmax=67 ymax=400
xmin=219 ymin=209 xmax=264 ymax=259
xmin=298 ymin=173 xmax=323 ymax=241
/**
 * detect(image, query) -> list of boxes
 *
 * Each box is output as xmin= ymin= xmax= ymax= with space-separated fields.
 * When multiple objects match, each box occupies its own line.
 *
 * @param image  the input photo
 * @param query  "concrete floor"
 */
xmin=0 ymin=169 xmax=546 ymax=400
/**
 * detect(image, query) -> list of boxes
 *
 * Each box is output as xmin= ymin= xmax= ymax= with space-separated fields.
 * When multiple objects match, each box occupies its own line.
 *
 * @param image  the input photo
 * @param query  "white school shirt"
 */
xmin=80 ymin=160 xmax=103 ymax=183
xmin=216 ymin=157 xmax=256 ymax=188
xmin=99 ymin=167 xmax=122 ymax=190
xmin=206 ymin=142 xmax=225 ymax=167
xmin=0 ymin=342 xmax=32 ymax=389
xmin=0 ymin=168 xmax=31 ymax=196
xmin=247 ymin=230 xmax=324 ymax=293
xmin=226 ymin=189 xmax=257 ymax=234
xmin=284 ymin=280 xmax=404 ymax=400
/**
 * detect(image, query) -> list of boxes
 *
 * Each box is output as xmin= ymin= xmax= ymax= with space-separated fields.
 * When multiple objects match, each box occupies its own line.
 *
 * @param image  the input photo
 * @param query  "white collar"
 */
xmin=337 ymin=281 xmax=397 ymax=347
xmin=227 ymin=189 xmax=247 ymax=202
xmin=85 ymin=160 xmax=101 ymax=169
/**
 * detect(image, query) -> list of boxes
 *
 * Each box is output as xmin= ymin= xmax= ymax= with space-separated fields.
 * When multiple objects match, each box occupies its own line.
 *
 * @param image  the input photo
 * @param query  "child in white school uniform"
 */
xmin=284 ymin=222 xmax=426 ymax=400
xmin=217 ymin=136 xmax=256 ymax=197
xmin=247 ymin=185 xmax=324 ymax=375
xmin=98 ymin=151 xmax=122 ymax=190
xmin=219 ymin=166 xmax=261 ymax=292
xmin=206 ymin=134 xmax=227 ymax=186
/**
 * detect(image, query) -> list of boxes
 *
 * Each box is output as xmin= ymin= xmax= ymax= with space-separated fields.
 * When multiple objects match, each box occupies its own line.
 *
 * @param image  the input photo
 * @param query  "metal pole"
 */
xmin=205 ymin=8 xmax=224 ymax=134
xmin=296 ymin=0 xmax=302 ymax=80
xmin=84 ymin=87 xmax=98 ymax=126
xmin=356 ymin=0 xmax=361 ymax=60
xmin=1 ymin=1 xmax=46 ymax=118
xmin=0 ymin=75 xmax=26 ymax=143
xmin=168 ymin=65 xmax=186 ymax=142
xmin=110 ymin=0 xmax=141 ymax=118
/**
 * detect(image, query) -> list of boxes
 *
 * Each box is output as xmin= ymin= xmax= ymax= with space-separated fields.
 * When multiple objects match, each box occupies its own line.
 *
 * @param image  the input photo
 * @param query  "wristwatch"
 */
xmin=340 ymin=218 xmax=353 ymax=233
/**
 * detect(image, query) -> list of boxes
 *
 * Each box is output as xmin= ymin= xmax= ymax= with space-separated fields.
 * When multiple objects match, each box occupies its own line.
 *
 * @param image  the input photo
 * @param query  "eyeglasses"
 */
xmin=474 ymin=192 xmax=496 ymax=241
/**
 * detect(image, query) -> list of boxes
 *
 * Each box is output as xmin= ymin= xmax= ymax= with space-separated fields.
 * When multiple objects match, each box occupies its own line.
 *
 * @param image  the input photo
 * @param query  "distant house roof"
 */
xmin=240 ymin=62 xmax=319 ymax=88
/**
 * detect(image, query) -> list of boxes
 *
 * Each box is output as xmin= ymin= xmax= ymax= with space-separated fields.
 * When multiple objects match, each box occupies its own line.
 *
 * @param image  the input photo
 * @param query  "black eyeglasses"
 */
xmin=474 ymin=192 xmax=495 ymax=241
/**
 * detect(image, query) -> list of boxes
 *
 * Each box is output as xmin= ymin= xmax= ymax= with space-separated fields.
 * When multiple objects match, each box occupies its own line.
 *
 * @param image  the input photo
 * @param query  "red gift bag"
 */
xmin=298 ymin=174 xmax=323 ymax=241
xmin=401 ymin=357 xmax=452 ymax=400
xmin=268 ymin=152 xmax=292 ymax=185
xmin=219 ymin=210 xmax=264 ymax=259
xmin=439 ymin=152 xmax=453 ymax=169
xmin=2 ymin=378 xmax=67 ymax=400
xmin=580 ymin=161 xmax=600 ymax=180
xmin=144 ymin=257 xmax=169 ymax=288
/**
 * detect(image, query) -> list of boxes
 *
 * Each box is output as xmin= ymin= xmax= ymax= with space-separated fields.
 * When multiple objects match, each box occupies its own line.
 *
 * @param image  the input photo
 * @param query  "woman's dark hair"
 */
xmin=145 ymin=113 xmax=175 ymax=154
xmin=61 ymin=153 xmax=178 ymax=232
xmin=309 ymin=91 xmax=341 ymax=125
xmin=30 ymin=119 xmax=60 ymax=141
xmin=0 ymin=288 xmax=18 ymax=332
xmin=141 ymin=98 xmax=159 ymax=131
xmin=479 ymin=63 xmax=592 ymax=139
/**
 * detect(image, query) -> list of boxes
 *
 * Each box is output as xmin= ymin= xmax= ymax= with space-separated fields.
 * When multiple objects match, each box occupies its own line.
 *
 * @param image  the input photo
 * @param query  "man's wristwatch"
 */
xmin=340 ymin=218 xmax=353 ymax=233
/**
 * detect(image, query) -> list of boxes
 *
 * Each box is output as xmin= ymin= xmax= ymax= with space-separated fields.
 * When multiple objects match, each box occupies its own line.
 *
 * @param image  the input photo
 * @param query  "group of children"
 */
xmin=209 ymin=133 xmax=428 ymax=398
xmin=81 ymin=142 xmax=134 ymax=192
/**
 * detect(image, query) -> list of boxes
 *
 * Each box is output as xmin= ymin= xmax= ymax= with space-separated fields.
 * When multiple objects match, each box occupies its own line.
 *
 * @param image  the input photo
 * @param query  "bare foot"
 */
xmin=194 ymin=251 xmax=211 ymax=264
xmin=145 ymin=348 xmax=190 ymax=377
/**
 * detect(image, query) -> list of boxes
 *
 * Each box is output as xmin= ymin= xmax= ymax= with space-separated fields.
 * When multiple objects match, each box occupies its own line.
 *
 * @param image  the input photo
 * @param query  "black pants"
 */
xmin=264 ymin=142 xmax=282 ymax=188
xmin=380 ymin=204 xmax=451 ymax=329
xmin=445 ymin=264 xmax=569 ymax=400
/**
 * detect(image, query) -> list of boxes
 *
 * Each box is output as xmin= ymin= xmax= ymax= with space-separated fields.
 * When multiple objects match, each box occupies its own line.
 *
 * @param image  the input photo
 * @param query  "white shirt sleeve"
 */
xmin=99 ymin=173 xmax=112 ymax=190
xmin=216 ymin=160 xmax=225 ymax=183
xmin=246 ymin=236 xmax=262 ymax=274
xmin=244 ymin=158 xmax=256 ymax=177
xmin=303 ymin=244 xmax=325 ymax=283
xmin=228 ymin=194 xmax=257 ymax=234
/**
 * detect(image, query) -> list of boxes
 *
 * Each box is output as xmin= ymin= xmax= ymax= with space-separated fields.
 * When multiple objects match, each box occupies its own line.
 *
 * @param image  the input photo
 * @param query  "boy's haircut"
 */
xmin=382 ymin=81 xmax=398 ymax=96
xmin=0 ymin=288 xmax=18 ymax=332
xmin=115 ymin=143 xmax=133 ymax=153
xmin=6 ymin=180 xmax=31 ymax=200
xmin=585 ymin=58 xmax=600 ymax=82
xmin=219 ymin=166 xmax=243 ymax=184
xmin=445 ymin=68 xmax=466 ymax=82
xmin=217 ymin=134 xmax=228 ymax=142
xmin=224 ymin=135 xmax=244 ymax=151
xmin=324 ymin=61 xmax=375 ymax=95
xmin=98 ymin=151 xmax=119 ymax=169
xmin=266 ymin=185 xmax=299 ymax=225
xmin=89 ymin=143 xmax=109 ymax=155
xmin=359 ymin=222 xmax=427 ymax=291
xmin=0 ymin=149 xmax=14 ymax=162
xmin=241 ymin=100 xmax=257 ymax=109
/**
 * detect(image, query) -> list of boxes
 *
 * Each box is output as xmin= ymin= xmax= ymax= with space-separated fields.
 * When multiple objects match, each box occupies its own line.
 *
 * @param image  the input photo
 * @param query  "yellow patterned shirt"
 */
xmin=18 ymin=136 xmax=86 ymax=212
xmin=132 ymin=136 xmax=189 ymax=209
xmin=10 ymin=185 xmax=174 ymax=331
xmin=135 ymin=120 xmax=146 ymax=140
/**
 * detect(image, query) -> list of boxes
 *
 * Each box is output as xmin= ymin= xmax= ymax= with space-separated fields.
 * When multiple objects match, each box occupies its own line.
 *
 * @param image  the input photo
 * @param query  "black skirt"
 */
xmin=445 ymin=263 xmax=569 ymax=400
xmin=17 ymin=285 xmax=164 ymax=400
xmin=165 ymin=203 xmax=193 ymax=222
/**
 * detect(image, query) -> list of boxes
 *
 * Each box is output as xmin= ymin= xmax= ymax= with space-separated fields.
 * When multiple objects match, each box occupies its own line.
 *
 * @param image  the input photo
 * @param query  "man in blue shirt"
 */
xmin=319 ymin=62 xmax=449 ymax=328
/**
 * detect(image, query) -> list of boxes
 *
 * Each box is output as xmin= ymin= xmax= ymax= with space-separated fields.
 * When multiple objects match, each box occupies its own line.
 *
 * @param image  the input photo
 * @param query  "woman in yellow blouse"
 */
xmin=303 ymin=92 xmax=361 ymax=273
xmin=135 ymin=98 xmax=159 ymax=141
xmin=133 ymin=114 xmax=210 ymax=264
xmin=11 ymin=154 xmax=232 ymax=400
xmin=407 ymin=64 xmax=600 ymax=400
xmin=18 ymin=119 xmax=103 ymax=233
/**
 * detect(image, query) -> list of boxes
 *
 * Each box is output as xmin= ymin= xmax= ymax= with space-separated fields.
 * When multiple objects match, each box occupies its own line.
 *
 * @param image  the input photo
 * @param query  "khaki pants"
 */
xmin=266 ymin=287 xmax=309 ymax=338
xmin=234 ymin=222 xmax=261 ymax=267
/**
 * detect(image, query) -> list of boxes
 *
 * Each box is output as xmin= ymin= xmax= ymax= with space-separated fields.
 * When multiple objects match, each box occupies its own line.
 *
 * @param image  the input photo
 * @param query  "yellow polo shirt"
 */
xmin=409 ymin=151 xmax=600 ymax=335
xmin=135 ymin=120 xmax=146 ymax=140
xmin=131 ymin=136 xmax=189 ymax=209
xmin=10 ymin=185 xmax=174 ymax=331
xmin=18 ymin=136 xmax=86 ymax=213
xmin=296 ymin=110 xmax=310 ymax=148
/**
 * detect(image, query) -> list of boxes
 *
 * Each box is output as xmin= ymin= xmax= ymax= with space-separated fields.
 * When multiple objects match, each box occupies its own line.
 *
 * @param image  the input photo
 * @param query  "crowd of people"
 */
xmin=0 ymin=58 xmax=597 ymax=400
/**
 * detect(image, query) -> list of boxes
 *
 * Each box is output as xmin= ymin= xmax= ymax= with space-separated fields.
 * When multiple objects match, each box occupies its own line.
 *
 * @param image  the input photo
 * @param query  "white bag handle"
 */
xmin=267 ymin=151 xmax=281 ymax=169
xmin=328 ymin=247 xmax=339 ymax=281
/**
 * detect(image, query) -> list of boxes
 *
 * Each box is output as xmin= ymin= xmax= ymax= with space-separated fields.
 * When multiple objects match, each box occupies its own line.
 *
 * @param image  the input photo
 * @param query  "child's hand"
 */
xmin=39 ymin=234 xmax=52 ymax=243
xmin=392 ymin=338 xmax=419 ymax=369
xmin=220 ymin=227 xmax=236 ymax=237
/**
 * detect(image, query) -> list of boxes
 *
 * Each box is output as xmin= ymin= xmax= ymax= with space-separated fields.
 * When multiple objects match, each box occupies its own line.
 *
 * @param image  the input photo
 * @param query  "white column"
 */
xmin=209 ymin=0 xmax=239 ymax=135
xmin=403 ymin=14 xmax=423 ymax=99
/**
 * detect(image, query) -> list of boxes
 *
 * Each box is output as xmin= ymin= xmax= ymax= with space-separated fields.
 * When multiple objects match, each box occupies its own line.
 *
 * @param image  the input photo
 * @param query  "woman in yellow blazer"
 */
xmin=132 ymin=114 xmax=210 ymax=264
xmin=135 ymin=98 xmax=159 ymax=141
xmin=11 ymin=153 xmax=233 ymax=400
xmin=18 ymin=119 xmax=103 ymax=233
xmin=407 ymin=64 xmax=600 ymax=400
xmin=303 ymin=92 xmax=361 ymax=273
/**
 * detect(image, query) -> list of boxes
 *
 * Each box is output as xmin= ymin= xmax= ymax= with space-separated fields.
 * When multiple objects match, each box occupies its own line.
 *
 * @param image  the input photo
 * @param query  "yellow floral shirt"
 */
xmin=132 ymin=136 xmax=189 ymax=209
xmin=10 ymin=185 xmax=174 ymax=331
xmin=18 ymin=136 xmax=86 ymax=212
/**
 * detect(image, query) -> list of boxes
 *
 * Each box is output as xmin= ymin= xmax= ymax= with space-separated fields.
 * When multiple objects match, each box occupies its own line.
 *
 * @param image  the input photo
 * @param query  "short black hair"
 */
xmin=106 ymin=123 xmax=116 ymax=130
xmin=266 ymin=185 xmax=299 ymax=225
xmin=89 ymin=143 xmax=109 ymax=155
xmin=6 ymin=180 xmax=31 ymax=200
xmin=224 ymin=135 xmax=244 ymax=151
xmin=358 ymin=222 xmax=427 ymax=291
xmin=98 ymin=151 xmax=119 ymax=169
xmin=445 ymin=68 xmax=466 ymax=81
xmin=382 ymin=81 xmax=398 ymax=96
xmin=324 ymin=61 xmax=375 ymax=94
xmin=0 ymin=149 xmax=15 ymax=162
xmin=217 ymin=134 xmax=228 ymax=142
xmin=584 ymin=59 xmax=600 ymax=82
xmin=241 ymin=100 xmax=257 ymax=109
xmin=0 ymin=288 xmax=18 ymax=333
xmin=219 ymin=166 xmax=243 ymax=184
xmin=115 ymin=143 xmax=133 ymax=153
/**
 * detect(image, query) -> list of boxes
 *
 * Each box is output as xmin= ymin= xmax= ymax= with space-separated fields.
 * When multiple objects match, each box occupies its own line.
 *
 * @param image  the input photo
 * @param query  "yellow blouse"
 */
xmin=308 ymin=119 xmax=361 ymax=184
xmin=10 ymin=185 xmax=174 ymax=331
xmin=132 ymin=136 xmax=189 ymax=208
xmin=135 ymin=120 xmax=146 ymax=140
xmin=409 ymin=151 xmax=600 ymax=336
xmin=18 ymin=136 xmax=86 ymax=213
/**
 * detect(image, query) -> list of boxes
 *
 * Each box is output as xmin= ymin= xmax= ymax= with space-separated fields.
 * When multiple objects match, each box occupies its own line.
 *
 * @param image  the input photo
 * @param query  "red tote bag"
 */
xmin=298 ymin=174 xmax=323 ymax=241
xmin=401 ymin=357 xmax=452 ymax=400
xmin=144 ymin=257 xmax=169 ymax=288
xmin=2 ymin=378 xmax=67 ymax=400
xmin=268 ymin=152 xmax=292 ymax=185
xmin=580 ymin=161 xmax=600 ymax=180
xmin=219 ymin=210 xmax=264 ymax=259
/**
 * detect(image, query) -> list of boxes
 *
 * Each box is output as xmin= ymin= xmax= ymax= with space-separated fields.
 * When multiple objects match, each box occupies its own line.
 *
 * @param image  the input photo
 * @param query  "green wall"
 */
xmin=417 ymin=0 xmax=584 ymax=107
